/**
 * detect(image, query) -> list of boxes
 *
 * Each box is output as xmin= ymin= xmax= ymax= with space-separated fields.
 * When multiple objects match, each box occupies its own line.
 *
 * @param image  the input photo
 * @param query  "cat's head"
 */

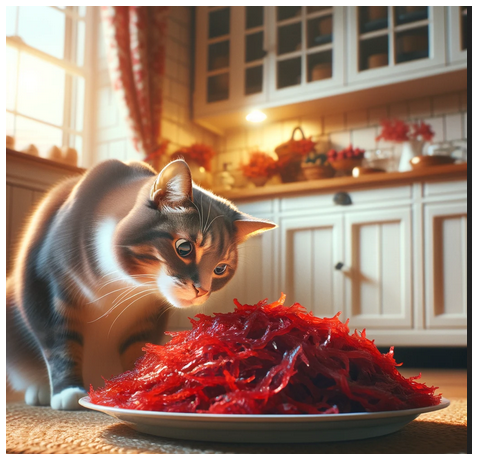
xmin=114 ymin=160 xmax=276 ymax=308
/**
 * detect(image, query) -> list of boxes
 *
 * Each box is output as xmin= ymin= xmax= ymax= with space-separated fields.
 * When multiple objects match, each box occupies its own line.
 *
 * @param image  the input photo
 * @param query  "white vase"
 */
xmin=399 ymin=140 xmax=424 ymax=172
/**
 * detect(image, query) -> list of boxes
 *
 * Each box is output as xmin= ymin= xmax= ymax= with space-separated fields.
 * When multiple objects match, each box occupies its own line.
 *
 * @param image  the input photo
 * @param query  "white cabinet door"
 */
xmin=423 ymin=201 xmax=467 ymax=329
xmin=447 ymin=7 xmax=467 ymax=64
xmin=280 ymin=213 xmax=344 ymax=319
xmin=343 ymin=207 xmax=413 ymax=329
xmin=267 ymin=6 xmax=345 ymax=107
xmin=347 ymin=6 xmax=446 ymax=86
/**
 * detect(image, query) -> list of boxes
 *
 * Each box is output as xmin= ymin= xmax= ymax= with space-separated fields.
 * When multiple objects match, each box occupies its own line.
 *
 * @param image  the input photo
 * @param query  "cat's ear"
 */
xmin=150 ymin=159 xmax=193 ymax=208
xmin=234 ymin=213 xmax=277 ymax=243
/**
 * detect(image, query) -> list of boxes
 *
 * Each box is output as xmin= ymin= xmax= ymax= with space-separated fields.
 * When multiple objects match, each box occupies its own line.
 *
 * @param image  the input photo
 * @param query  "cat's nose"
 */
xmin=193 ymin=284 xmax=209 ymax=298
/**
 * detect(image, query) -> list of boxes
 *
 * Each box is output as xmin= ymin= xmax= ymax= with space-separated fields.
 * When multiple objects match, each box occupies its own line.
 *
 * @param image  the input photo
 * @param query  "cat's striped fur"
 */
xmin=6 ymin=159 xmax=275 ymax=409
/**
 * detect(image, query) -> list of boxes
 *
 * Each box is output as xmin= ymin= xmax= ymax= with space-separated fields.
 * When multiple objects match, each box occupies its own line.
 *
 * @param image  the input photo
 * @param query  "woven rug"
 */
xmin=6 ymin=399 xmax=467 ymax=454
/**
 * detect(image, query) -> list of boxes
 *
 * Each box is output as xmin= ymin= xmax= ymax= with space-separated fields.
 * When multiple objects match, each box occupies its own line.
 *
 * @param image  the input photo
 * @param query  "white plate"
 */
xmin=79 ymin=397 xmax=450 ymax=444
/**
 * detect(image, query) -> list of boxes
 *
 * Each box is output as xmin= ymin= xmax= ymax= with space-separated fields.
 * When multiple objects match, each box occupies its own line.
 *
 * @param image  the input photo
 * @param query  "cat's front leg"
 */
xmin=42 ymin=331 xmax=88 ymax=410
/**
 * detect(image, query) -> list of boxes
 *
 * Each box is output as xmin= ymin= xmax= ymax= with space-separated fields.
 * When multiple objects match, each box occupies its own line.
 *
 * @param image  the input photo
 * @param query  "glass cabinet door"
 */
xmin=275 ymin=6 xmax=335 ymax=89
xmin=448 ymin=6 xmax=467 ymax=64
xmin=244 ymin=6 xmax=266 ymax=96
xmin=348 ymin=6 xmax=446 ymax=83
xmin=270 ymin=6 xmax=344 ymax=99
xmin=206 ymin=7 xmax=231 ymax=103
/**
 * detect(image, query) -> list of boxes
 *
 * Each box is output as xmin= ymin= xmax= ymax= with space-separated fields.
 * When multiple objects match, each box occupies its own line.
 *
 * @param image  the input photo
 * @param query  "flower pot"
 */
xmin=302 ymin=164 xmax=335 ymax=180
xmin=399 ymin=140 xmax=424 ymax=172
xmin=329 ymin=158 xmax=363 ymax=175
xmin=250 ymin=176 xmax=269 ymax=187
xmin=279 ymin=159 xmax=303 ymax=183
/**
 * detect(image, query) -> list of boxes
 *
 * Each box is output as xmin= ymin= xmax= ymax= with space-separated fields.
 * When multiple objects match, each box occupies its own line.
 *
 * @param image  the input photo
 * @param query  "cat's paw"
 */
xmin=50 ymin=387 xmax=87 ymax=410
xmin=25 ymin=384 xmax=51 ymax=406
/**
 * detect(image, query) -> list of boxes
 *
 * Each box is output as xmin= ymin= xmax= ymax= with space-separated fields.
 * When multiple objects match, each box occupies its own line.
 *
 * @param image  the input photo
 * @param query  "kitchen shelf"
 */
xmin=215 ymin=163 xmax=467 ymax=202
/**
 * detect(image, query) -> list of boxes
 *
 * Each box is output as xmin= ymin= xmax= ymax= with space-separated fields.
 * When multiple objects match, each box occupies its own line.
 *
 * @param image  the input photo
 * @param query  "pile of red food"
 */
xmin=327 ymin=145 xmax=365 ymax=162
xmin=89 ymin=295 xmax=441 ymax=414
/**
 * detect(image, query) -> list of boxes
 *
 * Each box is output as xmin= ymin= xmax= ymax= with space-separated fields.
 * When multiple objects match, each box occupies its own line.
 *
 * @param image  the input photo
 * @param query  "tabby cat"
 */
xmin=6 ymin=159 xmax=276 ymax=410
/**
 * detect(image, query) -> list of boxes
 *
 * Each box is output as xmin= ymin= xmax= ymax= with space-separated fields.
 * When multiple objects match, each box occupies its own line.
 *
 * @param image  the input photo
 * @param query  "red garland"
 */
xmin=143 ymin=139 xmax=170 ymax=162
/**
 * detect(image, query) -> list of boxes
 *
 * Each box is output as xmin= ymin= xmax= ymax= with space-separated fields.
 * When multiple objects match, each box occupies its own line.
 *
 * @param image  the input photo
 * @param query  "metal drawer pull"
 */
xmin=335 ymin=262 xmax=344 ymax=270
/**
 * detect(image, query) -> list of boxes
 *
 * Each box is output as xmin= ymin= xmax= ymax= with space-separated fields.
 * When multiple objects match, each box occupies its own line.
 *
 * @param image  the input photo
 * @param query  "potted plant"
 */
xmin=301 ymin=152 xmax=335 ymax=180
xmin=376 ymin=119 xmax=434 ymax=172
xmin=241 ymin=151 xmax=278 ymax=187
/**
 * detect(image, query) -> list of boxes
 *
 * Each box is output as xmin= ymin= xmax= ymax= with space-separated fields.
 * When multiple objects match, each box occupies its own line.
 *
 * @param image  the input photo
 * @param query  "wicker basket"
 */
xmin=275 ymin=127 xmax=314 ymax=183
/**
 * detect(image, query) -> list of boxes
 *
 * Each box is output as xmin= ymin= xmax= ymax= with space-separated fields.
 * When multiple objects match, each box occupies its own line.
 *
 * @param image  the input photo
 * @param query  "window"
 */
xmin=6 ymin=6 xmax=89 ymax=165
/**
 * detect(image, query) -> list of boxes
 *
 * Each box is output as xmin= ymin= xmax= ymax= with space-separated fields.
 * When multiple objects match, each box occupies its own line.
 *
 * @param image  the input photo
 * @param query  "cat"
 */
xmin=6 ymin=159 xmax=276 ymax=410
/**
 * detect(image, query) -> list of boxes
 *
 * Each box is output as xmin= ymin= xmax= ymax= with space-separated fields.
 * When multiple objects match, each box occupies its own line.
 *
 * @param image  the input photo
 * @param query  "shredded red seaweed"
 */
xmin=89 ymin=295 xmax=441 ymax=414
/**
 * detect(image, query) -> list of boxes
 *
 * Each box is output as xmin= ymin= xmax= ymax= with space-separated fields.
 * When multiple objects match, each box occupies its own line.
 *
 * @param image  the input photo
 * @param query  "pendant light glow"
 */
xmin=246 ymin=110 xmax=267 ymax=123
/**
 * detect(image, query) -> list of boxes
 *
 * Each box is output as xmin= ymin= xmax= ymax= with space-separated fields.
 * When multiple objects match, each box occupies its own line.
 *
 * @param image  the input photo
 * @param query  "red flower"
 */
xmin=410 ymin=121 xmax=435 ymax=141
xmin=242 ymin=151 xmax=278 ymax=178
xmin=376 ymin=119 xmax=410 ymax=143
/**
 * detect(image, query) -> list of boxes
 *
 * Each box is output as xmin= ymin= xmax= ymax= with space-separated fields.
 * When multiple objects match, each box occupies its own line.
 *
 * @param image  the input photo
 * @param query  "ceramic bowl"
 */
xmin=352 ymin=166 xmax=386 ymax=177
xmin=410 ymin=155 xmax=456 ymax=169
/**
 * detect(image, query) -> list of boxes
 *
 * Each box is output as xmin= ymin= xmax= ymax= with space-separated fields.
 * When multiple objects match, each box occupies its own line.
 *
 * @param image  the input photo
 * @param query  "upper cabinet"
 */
xmin=193 ymin=6 xmax=467 ymax=134
xmin=448 ymin=6 xmax=468 ymax=64
xmin=347 ymin=6 xmax=446 ymax=84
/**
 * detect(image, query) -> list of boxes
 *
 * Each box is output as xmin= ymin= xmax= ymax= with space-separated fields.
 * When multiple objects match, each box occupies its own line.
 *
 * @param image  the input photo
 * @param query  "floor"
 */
xmin=400 ymin=368 xmax=467 ymax=398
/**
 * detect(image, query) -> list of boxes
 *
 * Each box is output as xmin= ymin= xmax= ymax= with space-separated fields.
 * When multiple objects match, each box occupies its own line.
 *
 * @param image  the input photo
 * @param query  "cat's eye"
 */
xmin=175 ymin=239 xmax=193 ymax=257
xmin=214 ymin=264 xmax=228 ymax=275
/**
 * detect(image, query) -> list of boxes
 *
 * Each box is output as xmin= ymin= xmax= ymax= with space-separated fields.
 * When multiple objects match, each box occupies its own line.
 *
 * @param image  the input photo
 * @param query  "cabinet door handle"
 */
xmin=333 ymin=192 xmax=352 ymax=206
xmin=335 ymin=262 xmax=344 ymax=270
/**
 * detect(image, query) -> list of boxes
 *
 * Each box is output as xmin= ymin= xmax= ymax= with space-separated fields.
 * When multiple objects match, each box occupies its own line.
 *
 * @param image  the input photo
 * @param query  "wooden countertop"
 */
xmin=6 ymin=148 xmax=86 ymax=174
xmin=216 ymin=163 xmax=467 ymax=202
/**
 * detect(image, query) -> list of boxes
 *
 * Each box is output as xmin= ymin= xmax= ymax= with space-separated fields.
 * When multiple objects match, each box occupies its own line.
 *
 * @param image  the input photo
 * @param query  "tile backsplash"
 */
xmin=212 ymin=90 xmax=467 ymax=183
xmin=92 ymin=6 xmax=466 ymax=183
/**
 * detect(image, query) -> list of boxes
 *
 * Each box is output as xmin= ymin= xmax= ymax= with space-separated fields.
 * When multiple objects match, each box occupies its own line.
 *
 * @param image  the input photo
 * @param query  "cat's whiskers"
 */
xmin=203 ymin=198 xmax=212 ymax=235
xmin=204 ymin=214 xmax=224 ymax=234
xmin=97 ymin=273 xmax=156 ymax=290
xmin=110 ymin=281 xmax=157 ymax=311
xmin=87 ymin=280 xmax=157 ymax=323
xmin=198 ymin=193 xmax=204 ymax=234
xmin=187 ymin=197 xmax=203 ymax=233
xmin=107 ymin=289 xmax=158 ymax=337
xmin=86 ymin=278 xmax=156 ymax=305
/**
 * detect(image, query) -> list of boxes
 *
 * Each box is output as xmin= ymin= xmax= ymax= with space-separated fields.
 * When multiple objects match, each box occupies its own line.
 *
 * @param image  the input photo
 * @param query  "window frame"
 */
xmin=6 ymin=6 xmax=95 ymax=166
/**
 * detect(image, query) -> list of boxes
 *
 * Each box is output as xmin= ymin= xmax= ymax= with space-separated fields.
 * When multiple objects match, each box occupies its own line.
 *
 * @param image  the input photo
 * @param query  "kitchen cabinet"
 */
xmin=423 ymin=197 xmax=467 ymax=330
xmin=6 ymin=149 xmax=85 ymax=274
xmin=447 ymin=6 xmax=467 ymax=64
xmin=193 ymin=6 xmax=466 ymax=134
xmin=194 ymin=6 xmax=345 ymax=132
xmin=347 ymin=6 xmax=446 ymax=85
xmin=167 ymin=170 xmax=467 ymax=348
